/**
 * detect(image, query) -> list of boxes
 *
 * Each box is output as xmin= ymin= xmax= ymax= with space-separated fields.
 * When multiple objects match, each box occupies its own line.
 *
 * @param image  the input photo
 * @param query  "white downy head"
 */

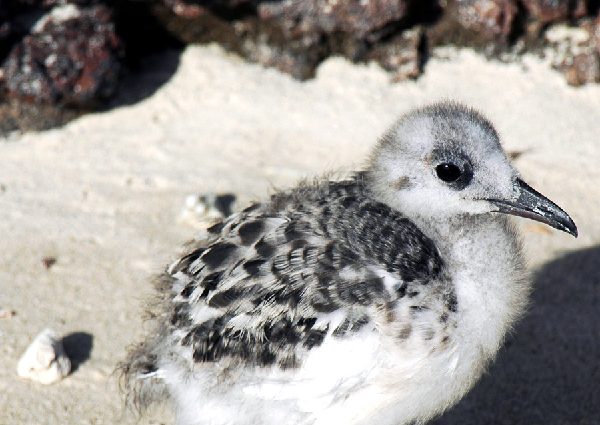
xmin=368 ymin=101 xmax=577 ymax=237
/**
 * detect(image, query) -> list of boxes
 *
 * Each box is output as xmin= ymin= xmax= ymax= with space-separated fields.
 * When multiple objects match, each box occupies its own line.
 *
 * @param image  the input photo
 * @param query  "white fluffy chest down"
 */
xmin=166 ymin=319 xmax=486 ymax=425
xmin=167 ymin=332 xmax=445 ymax=425
xmin=167 ymin=283 xmax=525 ymax=423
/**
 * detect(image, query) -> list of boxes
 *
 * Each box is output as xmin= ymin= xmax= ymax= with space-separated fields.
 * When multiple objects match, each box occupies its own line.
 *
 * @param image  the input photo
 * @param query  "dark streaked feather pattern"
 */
xmin=121 ymin=174 xmax=450 ymax=409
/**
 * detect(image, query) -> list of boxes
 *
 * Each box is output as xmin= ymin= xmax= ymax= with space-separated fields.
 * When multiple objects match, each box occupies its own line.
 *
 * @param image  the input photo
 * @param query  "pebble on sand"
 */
xmin=17 ymin=329 xmax=71 ymax=385
xmin=0 ymin=308 xmax=16 ymax=319
xmin=178 ymin=193 xmax=236 ymax=229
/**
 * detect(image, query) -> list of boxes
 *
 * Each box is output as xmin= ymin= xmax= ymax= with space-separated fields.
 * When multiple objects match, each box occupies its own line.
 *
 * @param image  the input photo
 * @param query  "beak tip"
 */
xmin=493 ymin=179 xmax=579 ymax=238
xmin=558 ymin=212 xmax=578 ymax=238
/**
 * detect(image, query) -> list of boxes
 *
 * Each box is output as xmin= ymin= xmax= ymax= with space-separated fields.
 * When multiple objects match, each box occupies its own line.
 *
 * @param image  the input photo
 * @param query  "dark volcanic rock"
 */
xmin=257 ymin=0 xmax=409 ymax=39
xmin=0 ymin=98 xmax=80 ymax=134
xmin=428 ymin=0 xmax=519 ymax=50
xmin=2 ymin=0 xmax=600 ymax=135
xmin=150 ymin=0 xmax=600 ymax=86
xmin=454 ymin=0 xmax=518 ymax=40
xmin=161 ymin=0 xmax=254 ymax=17
xmin=3 ymin=4 xmax=122 ymax=107
xmin=367 ymin=27 xmax=425 ymax=81
xmin=152 ymin=0 xmax=415 ymax=79
xmin=0 ymin=0 xmax=180 ymax=133
xmin=521 ymin=0 xmax=587 ymax=25
xmin=256 ymin=0 xmax=413 ymax=78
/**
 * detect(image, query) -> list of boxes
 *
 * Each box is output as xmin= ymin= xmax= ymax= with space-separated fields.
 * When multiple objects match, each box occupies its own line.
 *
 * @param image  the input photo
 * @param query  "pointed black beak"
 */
xmin=489 ymin=179 xmax=578 ymax=237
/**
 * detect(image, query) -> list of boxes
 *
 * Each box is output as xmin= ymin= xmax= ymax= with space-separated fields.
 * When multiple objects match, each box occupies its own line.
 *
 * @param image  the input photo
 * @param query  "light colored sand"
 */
xmin=1 ymin=44 xmax=598 ymax=424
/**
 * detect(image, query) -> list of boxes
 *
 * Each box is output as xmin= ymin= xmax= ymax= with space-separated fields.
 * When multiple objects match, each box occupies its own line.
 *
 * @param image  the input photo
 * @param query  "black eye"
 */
xmin=436 ymin=163 xmax=462 ymax=182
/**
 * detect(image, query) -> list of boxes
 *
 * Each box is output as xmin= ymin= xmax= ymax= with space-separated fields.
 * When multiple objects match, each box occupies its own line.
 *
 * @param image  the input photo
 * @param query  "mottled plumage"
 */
xmin=121 ymin=102 xmax=576 ymax=425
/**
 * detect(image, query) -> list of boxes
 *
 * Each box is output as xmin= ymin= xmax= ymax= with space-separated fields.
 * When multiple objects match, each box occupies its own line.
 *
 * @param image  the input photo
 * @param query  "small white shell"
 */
xmin=178 ymin=192 xmax=233 ymax=229
xmin=17 ymin=329 xmax=71 ymax=385
xmin=184 ymin=194 xmax=200 ymax=209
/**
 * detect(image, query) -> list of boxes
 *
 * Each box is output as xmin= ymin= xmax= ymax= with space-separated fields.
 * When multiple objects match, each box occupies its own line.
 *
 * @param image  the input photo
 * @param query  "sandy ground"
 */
xmin=1 ymin=44 xmax=599 ymax=425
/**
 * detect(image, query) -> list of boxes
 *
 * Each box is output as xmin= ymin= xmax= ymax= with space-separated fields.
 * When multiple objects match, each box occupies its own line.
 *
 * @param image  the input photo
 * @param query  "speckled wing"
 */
xmin=166 ymin=207 xmax=391 ymax=370
xmin=162 ymin=178 xmax=449 ymax=370
xmin=122 ymin=178 xmax=449 ymax=401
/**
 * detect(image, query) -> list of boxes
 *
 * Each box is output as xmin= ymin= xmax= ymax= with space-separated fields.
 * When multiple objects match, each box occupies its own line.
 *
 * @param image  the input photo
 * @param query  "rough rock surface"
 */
xmin=455 ymin=0 xmax=518 ymax=42
xmin=150 ymin=0 xmax=600 ymax=83
xmin=367 ymin=27 xmax=426 ymax=80
xmin=151 ymin=0 xmax=419 ymax=80
xmin=3 ymin=4 xmax=121 ymax=107
xmin=256 ymin=0 xmax=409 ymax=38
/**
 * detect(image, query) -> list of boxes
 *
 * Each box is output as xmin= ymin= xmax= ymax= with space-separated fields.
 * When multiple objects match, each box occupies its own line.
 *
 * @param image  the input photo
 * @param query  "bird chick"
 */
xmin=121 ymin=102 xmax=577 ymax=425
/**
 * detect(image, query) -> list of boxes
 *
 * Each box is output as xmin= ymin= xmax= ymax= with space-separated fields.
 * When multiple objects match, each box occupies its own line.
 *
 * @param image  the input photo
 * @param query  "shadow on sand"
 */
xmin=433 ymin=245 xmax=600 ymax=425
xmin=61 ymin=332 xmax=94 ymax=374
xmin=107 ymin=49 xmax=183 ymax=110
xmin=107 ymin=1 xmax=184 ymax=109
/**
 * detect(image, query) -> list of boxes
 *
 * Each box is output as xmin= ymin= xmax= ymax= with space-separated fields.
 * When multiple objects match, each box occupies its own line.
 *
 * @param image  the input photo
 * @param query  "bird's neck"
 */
xmin=414 ymin=212 xmax=529 ymax=359
xmin=360 ymin=173 xmax=529 ymax=353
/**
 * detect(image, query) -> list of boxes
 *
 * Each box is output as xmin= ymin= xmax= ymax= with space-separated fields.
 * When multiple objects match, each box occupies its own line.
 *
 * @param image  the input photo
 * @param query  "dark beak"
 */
xmin=489 ymin=179 xmax=578 ymax=237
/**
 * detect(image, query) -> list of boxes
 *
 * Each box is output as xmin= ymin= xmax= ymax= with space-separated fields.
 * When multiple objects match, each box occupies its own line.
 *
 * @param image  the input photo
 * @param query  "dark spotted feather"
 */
xmin=121 ymin=174 xmax=446 ymax=403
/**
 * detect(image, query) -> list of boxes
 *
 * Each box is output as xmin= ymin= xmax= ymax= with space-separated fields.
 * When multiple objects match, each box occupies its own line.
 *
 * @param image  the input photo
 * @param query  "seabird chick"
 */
xmin=122 ymin=102 xmax=577 ymax=425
